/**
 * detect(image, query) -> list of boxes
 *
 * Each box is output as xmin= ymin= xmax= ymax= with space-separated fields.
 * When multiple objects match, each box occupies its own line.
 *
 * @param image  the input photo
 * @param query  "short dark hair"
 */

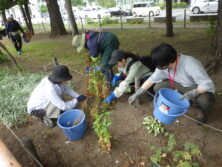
xmin=151 ymin=43 xmax=177 ymax=67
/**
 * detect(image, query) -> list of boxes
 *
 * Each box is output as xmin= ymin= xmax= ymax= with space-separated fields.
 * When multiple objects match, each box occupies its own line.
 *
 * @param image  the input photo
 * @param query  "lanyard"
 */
xmin=168 ymin=59 xmax=178 ymax=88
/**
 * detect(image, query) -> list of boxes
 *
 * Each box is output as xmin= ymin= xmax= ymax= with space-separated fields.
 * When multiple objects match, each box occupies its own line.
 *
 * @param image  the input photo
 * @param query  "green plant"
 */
xmin=207 ymin=16 xmax=217 ymax=41
xmin=128 ymin=18 xmax=144 ymax=24
xmin=40 ymin=4 xmax=48 ymax=14
xmin=143 ymin=116 xmax=166 ymax=136
xmin=93 ymin=110 xmax=112 ymax=152
xmin=102 ymin=17 xmax=118 ymax=24
xmin=0 ymin=68 xmax=45 ymax=127
xmin=0 ymin=50 xmax=9 ymax=63
xmin=149 ymin=134 xmax=202 ymax=166
xmin=172 ymin=2 xmax=187 ymax=8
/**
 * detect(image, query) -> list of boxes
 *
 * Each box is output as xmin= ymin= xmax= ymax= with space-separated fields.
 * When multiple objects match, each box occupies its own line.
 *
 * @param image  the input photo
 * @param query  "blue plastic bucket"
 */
xmin=153 ymin=88 xmax=190 ymax=124
xmin=156 ymin=88 xmax=190 ymax=115
xmin=57 ymin=109 xmax=87 ymax=141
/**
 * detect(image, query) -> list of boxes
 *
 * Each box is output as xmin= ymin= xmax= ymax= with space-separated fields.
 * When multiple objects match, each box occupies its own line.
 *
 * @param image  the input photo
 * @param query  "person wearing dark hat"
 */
xmin=128 ymin=43 xmax=215 ymax=123
xmin=72 ymin=30 xmax=120 ymax=83
xmin=27 ymin=65 xmax=86 ymax=128
xmin=103 ymin=50 xmax=154 ymax=104
xmin=5 ymin=17 xmax=25 ymax=55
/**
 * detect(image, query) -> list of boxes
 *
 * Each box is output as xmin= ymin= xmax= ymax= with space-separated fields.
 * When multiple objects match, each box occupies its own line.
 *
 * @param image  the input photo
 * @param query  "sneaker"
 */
xmin=196 ymin=111 xmax=206 ymax=124
xmin=18 ymin=50 xmax=22 ymax=55
xmin=41 ymin=117 xmax=56 ymax=128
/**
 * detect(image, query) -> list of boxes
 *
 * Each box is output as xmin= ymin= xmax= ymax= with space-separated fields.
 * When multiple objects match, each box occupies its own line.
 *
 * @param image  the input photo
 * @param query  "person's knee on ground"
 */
xmin=153 ymin=80 xmax=172 ymax=93
xmin=194 ymin=93 xmax=215 ymax=123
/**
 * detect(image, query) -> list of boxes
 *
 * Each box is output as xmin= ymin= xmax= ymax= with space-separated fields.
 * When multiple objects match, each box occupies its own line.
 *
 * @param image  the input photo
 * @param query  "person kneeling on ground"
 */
xmin=128 ymin=43 xmax=215 ymax=123
xmin=27 ymin=65 xmax=87 ymax=128
xmin=103 ymin=49 xmax=154 ymax=104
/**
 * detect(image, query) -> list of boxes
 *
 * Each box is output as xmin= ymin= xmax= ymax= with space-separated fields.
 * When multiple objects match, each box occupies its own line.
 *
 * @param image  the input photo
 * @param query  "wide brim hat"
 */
xmin=109 ymin=49 xmax=126 ymax=66
xmin=49 ymin=65 xmax=72 ymax=83
xmin=72 ymin=33 xmax=85 ymax=53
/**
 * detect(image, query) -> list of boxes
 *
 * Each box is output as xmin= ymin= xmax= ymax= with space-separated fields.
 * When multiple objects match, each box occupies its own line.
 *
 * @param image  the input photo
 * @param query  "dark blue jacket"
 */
xmin=5 ymin=20 xmax=24 ymax=34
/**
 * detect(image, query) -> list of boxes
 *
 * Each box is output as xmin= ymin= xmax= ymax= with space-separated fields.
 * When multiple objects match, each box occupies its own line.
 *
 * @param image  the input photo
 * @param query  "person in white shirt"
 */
xmin=27 ymin=65 xmax=86 ymax=128
xmin=129 ymin=43 xmax=215 ymax=123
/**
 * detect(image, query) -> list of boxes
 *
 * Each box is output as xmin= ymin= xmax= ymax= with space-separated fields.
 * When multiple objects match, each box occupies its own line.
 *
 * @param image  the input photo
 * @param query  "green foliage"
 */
xmin=71 ymin=0 xmax=84 ymax=6
xmin=165 ymin=133 xmax=176 ymax=152
xmin=102 ymin=17 xmax=118 ymax=24
xmin=0 ymin=50 xmax=9 ymax=63
xmin=159 ymin=2 xmax=187 ymax=9
xmin=0 ymin=0 xmax=17 ymax=10
xmin=128 ymin=18 xmax=144 ymax=24
xmin=143 ymin=116 xmax=166 ymax=136
xmin=93 ymin=111 xmax=112 ymax=145
xmin=40 ymin=4 xmax=48 ymax=14
xmin=172 ymin=2 xmax=187 ymax=8
xmin=207 ymin=16 xmax=217 ymax=41
xmin=149 ymin=134 xmax=202 ymax=166
xmin=0 ymin=68 xmax=45 ymax=127
xmin=96 ymin=0 xmax=115 ymax=8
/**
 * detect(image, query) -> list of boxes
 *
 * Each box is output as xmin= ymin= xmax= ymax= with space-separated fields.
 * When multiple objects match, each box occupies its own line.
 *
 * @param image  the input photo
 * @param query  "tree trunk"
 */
xmin=215 ymin=0 xmax=222 ymax=57
xmin=46 ymin=0 xmax=67 ymax=37
xmin=64 ymin=0 xmax=79 ymax=36
xmin=2 ymin=9 xmax=7 ymax=25
xmin=166 ymin=0 xmax=174 ymax=37
xmin=24 ymin=1 xmax=34 ymax=35
xmin=20 ymin=6 xmax=29 ymax=30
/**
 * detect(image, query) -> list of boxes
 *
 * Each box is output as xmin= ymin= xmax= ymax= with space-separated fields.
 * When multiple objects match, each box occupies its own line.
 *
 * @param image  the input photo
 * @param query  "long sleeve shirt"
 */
xmin=114 ymin=58 xmax=153 ymax=98
xmin=27 ymin=77 xmax=79 ymax=113
xmin=5 ymin=20 xmax=24 ymax=34
xmin=148 ymin=54 xmax=215 ymax=93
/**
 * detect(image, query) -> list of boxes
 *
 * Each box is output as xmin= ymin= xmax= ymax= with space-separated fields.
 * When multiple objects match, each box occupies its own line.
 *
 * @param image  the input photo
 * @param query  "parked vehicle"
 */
xmin=109 ymin=6 xmax=132 ymax=16
xmin=77 ymin=6 xmax=110 ymax=19
xmin=132 ymin=2 xmax=160 ymax=17
xmin=190 ymin=0 xmax=218 ymax=14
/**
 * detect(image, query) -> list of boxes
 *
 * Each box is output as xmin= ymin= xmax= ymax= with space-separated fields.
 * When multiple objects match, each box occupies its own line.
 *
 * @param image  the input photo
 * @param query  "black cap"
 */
xmin=109 ymin=50 xmax=126 ymax=66
xmin=48 ymin=65 xmax=72 ymax=83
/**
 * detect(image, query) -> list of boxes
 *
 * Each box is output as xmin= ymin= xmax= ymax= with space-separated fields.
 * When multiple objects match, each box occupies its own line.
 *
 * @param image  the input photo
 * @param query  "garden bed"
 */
xmin=1 ymin=29 xmax=222 ymax=167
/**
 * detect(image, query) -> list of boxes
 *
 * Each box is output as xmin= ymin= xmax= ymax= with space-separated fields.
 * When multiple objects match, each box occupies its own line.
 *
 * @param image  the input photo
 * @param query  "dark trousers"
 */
xmin=102 ymin=66 xmax=114 ymax=84
xmin=154 ymin=80 xmax=215 ymax=115
xmin=10 ymin=34 xmax=22 ymax=51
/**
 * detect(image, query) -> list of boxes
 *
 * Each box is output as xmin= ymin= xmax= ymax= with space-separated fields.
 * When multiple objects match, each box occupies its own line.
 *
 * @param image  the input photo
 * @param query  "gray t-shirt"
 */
xmin=148 ymin=54 xmax=215 ymax=93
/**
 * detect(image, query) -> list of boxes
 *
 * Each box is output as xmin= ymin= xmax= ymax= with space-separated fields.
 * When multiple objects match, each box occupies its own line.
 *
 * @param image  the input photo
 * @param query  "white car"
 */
xmin=132 ymin=2 xmax=161 ymax=17
xmin=190 ymin=0 xmax=218 ymax=14
xmin=77 ymin=6 xmax=110 ymax=19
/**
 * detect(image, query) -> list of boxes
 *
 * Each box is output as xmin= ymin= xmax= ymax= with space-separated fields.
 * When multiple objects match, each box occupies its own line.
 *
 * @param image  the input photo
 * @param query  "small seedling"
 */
xmin=143 ymin=116 xmax=166 ymax=136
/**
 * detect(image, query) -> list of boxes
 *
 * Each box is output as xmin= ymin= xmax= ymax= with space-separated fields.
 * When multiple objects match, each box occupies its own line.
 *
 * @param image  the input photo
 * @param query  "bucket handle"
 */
xmin=154 ymin=93 xmax=188 ymax=117
xmin=154 ymin=90 xmax=159 ymax=106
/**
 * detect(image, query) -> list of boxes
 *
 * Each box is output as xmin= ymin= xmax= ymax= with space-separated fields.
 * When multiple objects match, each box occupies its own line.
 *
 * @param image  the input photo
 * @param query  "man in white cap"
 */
xmin=72 ymin=31 xmax=120 ymax=84
xmin=27 ymin=65 xmax=87 ymax=128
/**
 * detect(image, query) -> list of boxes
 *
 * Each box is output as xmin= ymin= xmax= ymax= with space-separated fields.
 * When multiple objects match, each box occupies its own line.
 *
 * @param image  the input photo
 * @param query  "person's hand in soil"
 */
xmin=103 ymin=92 xmax=116 ymax=104
xmin=77 ymin=95 xmax=87 ymax=102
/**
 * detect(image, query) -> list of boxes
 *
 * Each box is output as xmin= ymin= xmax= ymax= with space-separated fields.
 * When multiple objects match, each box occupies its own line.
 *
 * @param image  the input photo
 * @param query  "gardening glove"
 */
xmin=85 ymin=66 xmax=91 ymax=74
xmin=77 ymin=95 xmax=87 ymax=102
xmin=92 ymin=66 xmax=101 ymax=71
xmin=112 ymin=73 xmax=125 ymax=88
xmin=128 ymin=88 xmax=146 ymax=104
xmin=180 ymin=89 xmax=199 ymax=100
xmin=103 ymin=92 xmax=116 ymax=104
xmin=90 ymin=56 xmax=100 ymax=63
xmin=85 ymin=66 xmax=101 ymax=74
